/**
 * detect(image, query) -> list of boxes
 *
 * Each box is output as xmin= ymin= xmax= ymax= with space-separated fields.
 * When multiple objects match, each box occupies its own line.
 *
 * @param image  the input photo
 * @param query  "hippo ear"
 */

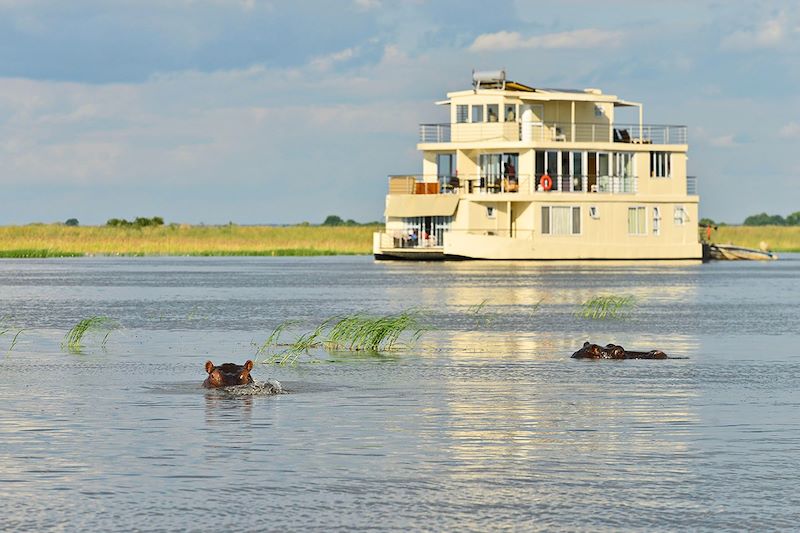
xmin=244 ymin=360 xmax=254 ymax=371
xmin=583 ymin=341 xmax=590 ymax=348
xmin=205 ymin=361 xmax=215 ymax=374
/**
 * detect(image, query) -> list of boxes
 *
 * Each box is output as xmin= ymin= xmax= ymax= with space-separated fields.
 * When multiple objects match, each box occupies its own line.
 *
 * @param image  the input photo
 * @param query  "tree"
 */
xmin=64 ymin=218 xmax=79 ymax=226
xmin=699 ymin=217 xmax=715 ymax=227
xmin=322 ymin=215 xmax=344 ymax=226
xmin=786 ymin=211 xmax=800 ymax=226
xmin=743 ymin=212 xmax=786 ymax=226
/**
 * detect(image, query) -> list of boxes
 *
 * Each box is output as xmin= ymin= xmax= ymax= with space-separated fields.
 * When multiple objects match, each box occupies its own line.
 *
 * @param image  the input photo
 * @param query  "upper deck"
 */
xmin=417 ymin=71 xmax=687 ymax=148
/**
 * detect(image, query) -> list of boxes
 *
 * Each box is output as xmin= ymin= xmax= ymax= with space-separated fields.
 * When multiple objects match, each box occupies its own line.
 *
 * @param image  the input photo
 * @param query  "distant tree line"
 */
xmin=106 ymin=216 xmax=165 ymax=227
xmin=701 ymin=211 xmax=800 ymax=227
xmin=742 ymin=211 xmax=800 ymax=226
xmin=321 ymin=215 xmax=382 ymax=226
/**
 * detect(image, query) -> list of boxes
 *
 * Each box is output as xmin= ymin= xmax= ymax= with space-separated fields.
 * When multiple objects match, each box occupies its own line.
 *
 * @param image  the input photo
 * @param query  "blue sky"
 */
xmin=0 ymin=0 xmax=797 ymax=225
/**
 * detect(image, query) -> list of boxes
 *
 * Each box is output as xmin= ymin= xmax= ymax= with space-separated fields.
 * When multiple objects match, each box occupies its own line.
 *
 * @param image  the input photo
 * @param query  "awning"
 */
xmin=385 ymin=195 xmax=459 ymax=218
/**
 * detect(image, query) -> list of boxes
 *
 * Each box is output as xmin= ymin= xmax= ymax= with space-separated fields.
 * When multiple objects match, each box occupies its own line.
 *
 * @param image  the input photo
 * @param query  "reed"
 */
xmin=576 ymin=295 xmax=637 ymax=320
xmin=466 ymin=298 xmax=497 ymax=326
xmin=709 ymin=226 xmax=800 ymax=252
xmin=0 ymin=316 xmax=24 ymax=354
xmin=257 ymin=310 xmax=426 ymax=365
xmin=62 ymin=316 xmax=119 ymax=352
xmin=326 ymin=311 xmax=425 ymax=351
xmin=0 ymin=224 xmax=381 ymax=257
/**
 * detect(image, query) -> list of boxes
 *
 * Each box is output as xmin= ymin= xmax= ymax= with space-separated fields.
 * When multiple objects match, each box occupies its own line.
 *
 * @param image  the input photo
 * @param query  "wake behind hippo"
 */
xmin=571 ymin=342 xmax=668 ymax=360
xmin=203 ymin=360 xmax=255 ymax=388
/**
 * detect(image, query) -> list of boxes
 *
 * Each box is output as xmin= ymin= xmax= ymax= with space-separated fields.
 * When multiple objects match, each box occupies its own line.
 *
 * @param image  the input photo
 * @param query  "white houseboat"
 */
xmin=373 ymin=70 xmax=701 ymax=260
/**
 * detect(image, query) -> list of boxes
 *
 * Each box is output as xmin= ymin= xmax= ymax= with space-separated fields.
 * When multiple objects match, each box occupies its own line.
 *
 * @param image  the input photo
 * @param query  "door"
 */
xmin=436 ymin=153 xmax=455 ymax=192
xmin=588 ymin=152 xmax=597 ymax=192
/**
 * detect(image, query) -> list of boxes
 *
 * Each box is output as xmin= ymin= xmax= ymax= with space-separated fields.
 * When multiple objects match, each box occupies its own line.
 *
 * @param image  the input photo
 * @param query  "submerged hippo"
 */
xmin=571 ymin=342 xmax=667 ymax=360
xmin=203 ymin=360 xmax=255 ymax=388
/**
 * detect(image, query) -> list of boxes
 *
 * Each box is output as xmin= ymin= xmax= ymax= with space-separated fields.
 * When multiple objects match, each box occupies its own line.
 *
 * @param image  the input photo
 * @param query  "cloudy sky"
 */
xmin=0 ymin=0 xmax=797 ymax=225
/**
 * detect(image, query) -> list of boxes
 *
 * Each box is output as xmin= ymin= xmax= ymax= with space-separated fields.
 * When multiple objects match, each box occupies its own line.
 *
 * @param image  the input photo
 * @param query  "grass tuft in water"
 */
xmin=62 ymin=316 xmax=119 ymax=353
xmin=325 ymin=311 xmax=425 ymax=352
xmin=0 ymin=315 xmax=24 ymax=354
xmin=576 ymin=295 xmax=637 ymax=320
xmin=257 ymin=310 xmax=427 ymax=365
xmin=466 ymin=299 xmax=497 ymax=327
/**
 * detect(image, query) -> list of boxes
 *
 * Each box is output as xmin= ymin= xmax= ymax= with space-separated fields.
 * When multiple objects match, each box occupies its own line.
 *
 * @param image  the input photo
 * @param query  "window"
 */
xmin=402 ymin=216 xmax=452 ymax=247
xmin=471 ymin=105 xmax=483 ymax=123
xmin=541 ymin=206 xmax=581 ymax=235
xmin=653 ymin=207 xmax=661 ymax=235
xmin=589 ymin=206 xmax=599 ymax=219
xmin=594 ymin=104 xmax=604 ymax=117
xmin=650 ymin=152 xmax=671 ymax=177
xmin=504 ymin=104 xmax=516 ymax=122
xmin=628 ymin=207 xmax=647 ymax=235
xmin=487 ymin=104 xmax=499 ymax=122
xmin=456 ymin=105 xmax=468 ymax=123
xmin=614 ymin=152 xmax=634 ymax=177
xmin=674 ymin=205 xmax=687 ymax=225
xmin=486 ymin=206 xmax=496 ymax=219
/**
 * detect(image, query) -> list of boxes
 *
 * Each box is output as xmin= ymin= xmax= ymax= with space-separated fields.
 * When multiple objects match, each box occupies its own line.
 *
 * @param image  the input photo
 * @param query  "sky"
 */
xmin=0 ymin=0 xmax=797 ymax=225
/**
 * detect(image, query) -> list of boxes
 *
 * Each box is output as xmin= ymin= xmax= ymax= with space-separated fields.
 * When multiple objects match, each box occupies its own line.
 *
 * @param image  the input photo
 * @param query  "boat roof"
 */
xmin=440 ymin=81 xmax=640 ymax=107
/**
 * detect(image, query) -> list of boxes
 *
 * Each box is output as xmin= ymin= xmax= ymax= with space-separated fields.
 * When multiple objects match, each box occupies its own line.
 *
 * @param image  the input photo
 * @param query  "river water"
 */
xmin=1 ymin=256 xmax=798 ymax=531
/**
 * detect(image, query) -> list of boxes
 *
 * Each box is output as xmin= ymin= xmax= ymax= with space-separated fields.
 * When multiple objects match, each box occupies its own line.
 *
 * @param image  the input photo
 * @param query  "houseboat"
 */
xmin=373 ymin=70 xmax=701 ymax=260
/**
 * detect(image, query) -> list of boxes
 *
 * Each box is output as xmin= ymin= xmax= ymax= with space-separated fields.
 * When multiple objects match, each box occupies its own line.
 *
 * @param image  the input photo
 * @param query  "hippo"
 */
xmin=203 ymin=360 xmax=255 ymax=388
xmin=571 ymin=342 xmax=667 ymax=359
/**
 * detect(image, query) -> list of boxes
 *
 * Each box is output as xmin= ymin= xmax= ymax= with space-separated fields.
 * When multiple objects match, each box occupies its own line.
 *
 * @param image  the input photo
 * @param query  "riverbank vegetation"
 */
xmin=1 ymin=220 xmax=799 ymax=257
xmin=709 ymin=226 xmax=800 ymax=252
xmin=0 ymin=223 xmax=380 ymax=257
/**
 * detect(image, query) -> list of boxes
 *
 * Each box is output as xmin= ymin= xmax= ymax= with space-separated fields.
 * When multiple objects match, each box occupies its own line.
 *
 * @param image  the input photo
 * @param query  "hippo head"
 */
xmin=572 ymin=342 xmax=625 ymax=359
xmin=572 ymin=341 xmax=606 ymax=358
xmin=203 ymin=360 xmax=255 ymax=388
xmin=604 ymin=343 xmax=626 ymax=359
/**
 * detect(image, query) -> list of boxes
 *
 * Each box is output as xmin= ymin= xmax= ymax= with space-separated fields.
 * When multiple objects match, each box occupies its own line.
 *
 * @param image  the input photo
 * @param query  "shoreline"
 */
xmin=0 ymin=224 xmax=379 ymax=257
xmin=0 ymin=224 xmax=797 ymax=258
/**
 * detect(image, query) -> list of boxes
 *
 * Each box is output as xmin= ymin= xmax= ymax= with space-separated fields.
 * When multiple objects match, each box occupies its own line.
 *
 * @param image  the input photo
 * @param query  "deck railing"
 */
xmin=419 ymin=121 xmax=687 ymax=145
xmin=687 ymin=175 xmax=698 ymax=195
xmin=388 ymin=174 xmax=638 ymax=195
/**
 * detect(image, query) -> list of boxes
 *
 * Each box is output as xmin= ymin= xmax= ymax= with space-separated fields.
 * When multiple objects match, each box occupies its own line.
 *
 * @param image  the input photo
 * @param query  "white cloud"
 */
xmin=354 ymin=0 xmax=380 ymax=11
xmin=0 ymin=51 xmax=434 ymax=190
xmin=720 ymin=18 xmax=785 ymax=50
xmin=779 ymin=122 xmax=800 ymax=138
xmin=469 ymin=28 xmax=624 ymax=52
xmin=310 ymin=47 xmax=358 ymax=71
xmin=708 ymin=134 xmax=737 ymax=148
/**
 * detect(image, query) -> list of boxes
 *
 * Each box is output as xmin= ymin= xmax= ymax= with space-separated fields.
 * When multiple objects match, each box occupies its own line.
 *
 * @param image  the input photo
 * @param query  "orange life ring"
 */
xmin=541 ymin=174 xmax=553 ymax=191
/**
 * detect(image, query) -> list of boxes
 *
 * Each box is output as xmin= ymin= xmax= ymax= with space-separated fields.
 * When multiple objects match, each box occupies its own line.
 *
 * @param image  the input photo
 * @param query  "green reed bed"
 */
xmin=256 ymin=310 xmax=427 ymax=365
xmin=0 ymin=224 xmax=379 ymax=256
xmin=576 ymin=295 xmax=637 ymax=320
xmin=0 ymin=249 xmax=83 ymax=258
xmin=62 ymin=316 xmax=119 ymax=353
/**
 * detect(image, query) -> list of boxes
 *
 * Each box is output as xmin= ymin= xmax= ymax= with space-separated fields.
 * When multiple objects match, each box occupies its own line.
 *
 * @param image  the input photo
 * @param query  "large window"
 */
xmin=541 ymin=206 xmax=581 ymax=235
xmin=471 ymin=105 xmax=483 ymax=123
xmin=456 ymin=105 xmax=468 ymax=123
xmin=402 ymin=216 xmax=452 ymax=247
xmin=436 ymin=153 xmax=456 ymax=192
xmin=628 ymin=207 xmax=647 ymax=235
xmin=480 ymin=153 xmax=518 ymax=190
xmin=650 ymin=152 xmax=671 ymax=177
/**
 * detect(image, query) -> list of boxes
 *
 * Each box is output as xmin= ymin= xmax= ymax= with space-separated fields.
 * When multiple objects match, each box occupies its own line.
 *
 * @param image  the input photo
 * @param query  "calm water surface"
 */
xmin=1 ymin=256 xmax=799 ymax=531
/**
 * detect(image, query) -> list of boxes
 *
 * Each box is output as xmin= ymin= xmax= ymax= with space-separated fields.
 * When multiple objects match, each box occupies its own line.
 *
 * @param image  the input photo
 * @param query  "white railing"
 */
xmin=687 ymin=175 xmax=698 ymax=195
xmin=419 ymin=122 xmax=687 ymax=145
